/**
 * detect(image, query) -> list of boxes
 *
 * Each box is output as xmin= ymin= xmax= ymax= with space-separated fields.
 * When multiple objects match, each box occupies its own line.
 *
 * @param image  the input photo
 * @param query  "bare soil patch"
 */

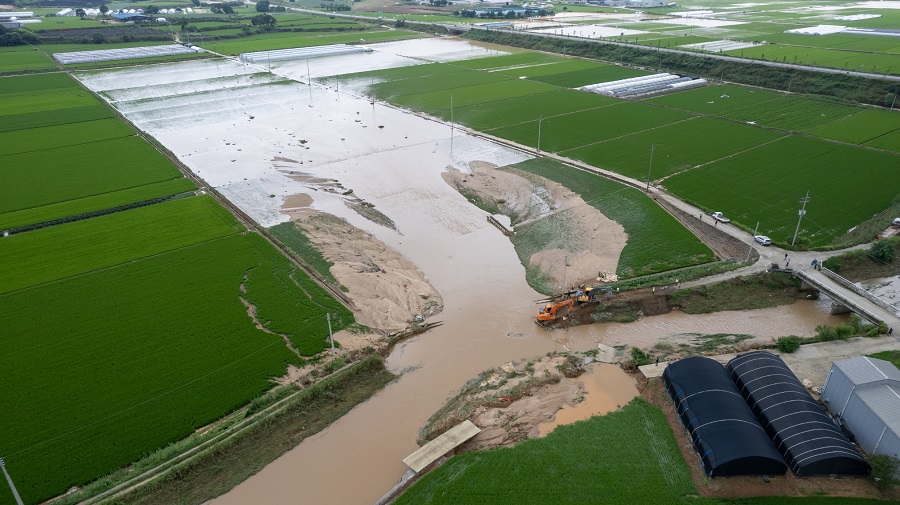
xmin=280 ymin=209 xmax=442 ymax=333
xmin=443 ymin=161 xmax=626 ymax=290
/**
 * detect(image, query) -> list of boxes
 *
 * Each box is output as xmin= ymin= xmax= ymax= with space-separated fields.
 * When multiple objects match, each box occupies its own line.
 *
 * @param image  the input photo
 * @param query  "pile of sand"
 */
xmin=280 ymin=206 xmax=443 ymax=333
xmin=443 ymin=161 xmax=627 ymax=289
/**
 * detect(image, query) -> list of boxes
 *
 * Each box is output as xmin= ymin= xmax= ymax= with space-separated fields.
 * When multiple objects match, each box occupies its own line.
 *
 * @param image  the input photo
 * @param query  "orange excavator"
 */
xmin=536 ymin=298 xmax=574 ymax=325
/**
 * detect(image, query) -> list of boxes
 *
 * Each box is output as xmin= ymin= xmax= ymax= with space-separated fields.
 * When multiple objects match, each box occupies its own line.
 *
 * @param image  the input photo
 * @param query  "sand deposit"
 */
xmin=443 ymin=161 xmax=627 ymax=289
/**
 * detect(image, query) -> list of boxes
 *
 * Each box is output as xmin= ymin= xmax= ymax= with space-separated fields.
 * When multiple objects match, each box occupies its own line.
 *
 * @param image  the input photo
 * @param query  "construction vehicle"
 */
xmin=536 ymin=298 xmax=574 ymax=325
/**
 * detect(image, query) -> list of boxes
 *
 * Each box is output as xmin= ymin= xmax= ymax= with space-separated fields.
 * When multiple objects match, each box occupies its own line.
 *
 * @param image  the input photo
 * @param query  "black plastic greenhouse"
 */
xmin=726 ymin=351 xmax=870 ymax=476
xmin=663 ymin=357 xmax=787 ymax=477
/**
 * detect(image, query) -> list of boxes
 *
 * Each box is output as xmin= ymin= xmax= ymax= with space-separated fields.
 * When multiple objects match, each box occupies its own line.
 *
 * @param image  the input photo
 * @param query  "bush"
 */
xmin=822 ymin=256 xmax=843 ymax=271
xmin=871 ymin=240 xmax=895 ymax=263
xmin=869 ymin=454 xmax=899 ymax=491
xmin=776 ymin=336 xmax=801 ymax=353
xmin=630 ymin=347 xmax=651 ymax=366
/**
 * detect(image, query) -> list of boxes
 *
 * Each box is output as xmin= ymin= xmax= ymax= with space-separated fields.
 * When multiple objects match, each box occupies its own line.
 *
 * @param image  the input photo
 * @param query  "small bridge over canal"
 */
xmin=795 ymin=268 xmax=898 ymax=326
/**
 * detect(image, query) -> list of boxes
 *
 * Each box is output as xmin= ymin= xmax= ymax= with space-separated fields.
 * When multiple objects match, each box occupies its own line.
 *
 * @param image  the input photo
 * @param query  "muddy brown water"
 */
xmin=213 ymin=240 xmax=847 ymax=505
xmin=72 ymin=46 xmax=850 ymax=505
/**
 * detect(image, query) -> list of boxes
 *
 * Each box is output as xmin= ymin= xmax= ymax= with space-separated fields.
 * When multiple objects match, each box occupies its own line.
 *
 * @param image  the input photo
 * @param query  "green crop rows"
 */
xmin=0 ymin=46 xmax=55 ymax=74
xmin=395 ymin=398 xmax=886 ymax=505
xmin=1 ymin=68 xmax=353 ymax=505
xmin=512 ymin=158 xmax=715 ymax=278
xmin=489 ymin=102 xmax=693 ymax=152
xmin=0 ymin=196 xmax=241 ymax=294
xmin=665 ymin=136 xmax=899 ymax=247
xmin=563 ymin=117 xmax=785 ymax=181
xmin=0 ymin=73 xmax=196 ymax=230
xmin=0 ymin=229 xmax=349 ymax=504
xmin=1 ymin=137 xmax=186 ymax=226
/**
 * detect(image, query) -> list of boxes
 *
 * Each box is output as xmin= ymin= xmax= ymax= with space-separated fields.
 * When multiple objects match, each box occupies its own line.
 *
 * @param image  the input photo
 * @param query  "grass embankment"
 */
xmin=270 ymin=220 xmax=338 ymax=284
xmin=669 ymin=272 xmax=806 ymax=314
xmin=57 ymin=357 xmax=395 ymax=505
xmin=510 ymin=158 xmax=715 ymax=286
xmin=396 ymin=398 xmax=888 ymax=505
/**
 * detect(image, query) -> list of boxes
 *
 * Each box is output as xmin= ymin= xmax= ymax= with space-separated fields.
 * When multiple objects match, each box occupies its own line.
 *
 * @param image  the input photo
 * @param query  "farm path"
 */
xmin=659 ymin=192 xmax=900 ymax=330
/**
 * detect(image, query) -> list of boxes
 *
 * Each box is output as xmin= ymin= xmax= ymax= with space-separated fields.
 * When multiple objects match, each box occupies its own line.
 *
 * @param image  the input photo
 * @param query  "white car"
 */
xmin=711 ymin=212 xmax=730 ymax=223
xmin=754 ymin=235 xmax=772 ymax=246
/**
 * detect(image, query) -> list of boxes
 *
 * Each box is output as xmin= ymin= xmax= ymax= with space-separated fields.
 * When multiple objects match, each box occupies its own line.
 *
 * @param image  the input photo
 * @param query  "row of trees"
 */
xmin=455 ymin=8 xmax=552 ymax=18
xmin=465 ymin=29 xmax=898 ymax=107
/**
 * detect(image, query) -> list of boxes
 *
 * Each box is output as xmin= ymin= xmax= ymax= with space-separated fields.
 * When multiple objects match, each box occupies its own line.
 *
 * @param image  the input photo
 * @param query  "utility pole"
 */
xmin=450 ymin=94 xmax=454 ymax=155
xmin=537 ymin=115 xmax=542 ymax=153
xmin=646 ymin=144 xmax=655 ymax=192
xmin=0 ymin=458 xmax=25 ymax=505
xmin=792 ymin=191 xmax=810 ymax=246
xmin=746 ymin=221 xmax=759 ymax=263
xmin=306 ymin=59 xmax=312 ymax=103
xmin=326 ymin=313 xmax=335 ymax=356
xmin=561 ymin=255 xmax=568 ymax=293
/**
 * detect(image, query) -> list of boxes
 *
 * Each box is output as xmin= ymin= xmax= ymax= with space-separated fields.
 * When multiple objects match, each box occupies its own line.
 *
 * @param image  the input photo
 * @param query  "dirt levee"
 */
xmin=281 ymin=210 xmax=442 ymax=332
xmin=443 ymin=161 xmax=627 ymax=290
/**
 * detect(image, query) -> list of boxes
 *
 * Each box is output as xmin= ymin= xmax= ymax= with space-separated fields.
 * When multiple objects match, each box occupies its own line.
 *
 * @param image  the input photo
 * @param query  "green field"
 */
xmin=488 ymin=102 xmax=693 ymax=153
xmin=664 ymin=136 xmax=900 ymax=247
xmin=810 ymin=109 xmax=900 ymax=153
xmin=0 ymin=228 xmax=350 ymax=504
xmin=198 ymin=29 xmax=421 ymax=54
xmin=0 ymin=60 xmax=355 ymax=505
xmin=726 ymin=43 xmax=899 ymax=75
xmin=0 ymin=196 xmax=239 ymax=294
xmin=1 ymin=136 xmax=186 ymax=225
xmin=0 ymin=73 xmax=197 ymax=230
xmin=451 ymin=90 xmax=617 ymax=131
xmin=512 ymin=158 xmax=715 ymax=278
xmin=395 ymin=398 xmax=884 ymax=505
xmin=396 ymin=399 xmax=695 ymax=505
xmin=0 ymin=46 xmax=56 ymax=73
xmin=0 ymin=118 xmax=134 ymax=156
xmin=563 ymin=116 xmax=785 ymax=181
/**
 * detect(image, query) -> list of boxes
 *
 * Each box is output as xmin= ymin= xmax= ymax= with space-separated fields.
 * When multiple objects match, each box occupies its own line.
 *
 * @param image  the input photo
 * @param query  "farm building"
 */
xmin=112 ymin=12 xmax=149 ymax=22
xmin=663 ymin=357 xmax=787 ymax=477
xmin=727 ymin=352 xmax=870 ymax=476
xmin=822 ymin=357 xmax=900 ymax=461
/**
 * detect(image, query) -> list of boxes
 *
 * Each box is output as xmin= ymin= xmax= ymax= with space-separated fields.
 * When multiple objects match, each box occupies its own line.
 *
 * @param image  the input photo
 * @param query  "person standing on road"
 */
xmin=786 ymin=257 xmax=790 ymax=268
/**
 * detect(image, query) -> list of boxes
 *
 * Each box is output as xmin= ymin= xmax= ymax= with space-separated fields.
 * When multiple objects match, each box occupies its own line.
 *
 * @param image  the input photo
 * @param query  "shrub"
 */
xmin=871 ymin=240 xmax=895 ymax=263
xmin=630 ymin=347 xmax=651 ymax=366
xmin=869 ymin=454 xmax=899 ymax=491
xmin=776 ymin=336 xmax=801 ymax=353
xmin=822 ymin=256 xmax=843 ymax=271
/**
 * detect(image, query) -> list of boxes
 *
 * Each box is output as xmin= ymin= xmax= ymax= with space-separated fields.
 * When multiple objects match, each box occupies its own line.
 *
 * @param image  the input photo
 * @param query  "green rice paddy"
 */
xmin=0 ymin=68 xmax=353 ymax=505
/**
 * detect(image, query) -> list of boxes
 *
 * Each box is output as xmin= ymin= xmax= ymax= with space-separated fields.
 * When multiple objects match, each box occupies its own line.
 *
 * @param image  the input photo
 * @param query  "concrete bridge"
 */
xmin=796 ymin=268 xmax=899 ymax=325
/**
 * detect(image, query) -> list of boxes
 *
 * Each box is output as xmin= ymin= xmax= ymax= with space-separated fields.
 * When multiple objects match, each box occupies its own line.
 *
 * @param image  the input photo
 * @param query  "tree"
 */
xmin=251 ymin=13 xmax=276 ymax=26
xmin=871 ymin=240 xmax=895 ymax=263
xmin=222 ymin=4 xmax=234 ymax=13
xmin=145 ymin=5 xmax=160 ymax=14
xmin=191 ymin=0 xmax=201 ymax=5
xmin=255 ymin=0 xmax=270 ymax=12
xmin=76 ymin=8 xmax=86 ymax=18
xmin=99 ymin=4 xmax=108 ymax=14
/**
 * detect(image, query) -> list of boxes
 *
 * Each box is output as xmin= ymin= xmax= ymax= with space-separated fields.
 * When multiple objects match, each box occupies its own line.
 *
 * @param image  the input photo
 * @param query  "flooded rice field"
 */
xmin=74 ymin=38 xmax=850 ymax=504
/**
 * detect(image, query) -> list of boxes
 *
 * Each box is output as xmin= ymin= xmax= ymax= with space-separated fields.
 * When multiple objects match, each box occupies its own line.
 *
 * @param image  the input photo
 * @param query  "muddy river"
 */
xmin=73 ymin=39 xmax=849 ymax=505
